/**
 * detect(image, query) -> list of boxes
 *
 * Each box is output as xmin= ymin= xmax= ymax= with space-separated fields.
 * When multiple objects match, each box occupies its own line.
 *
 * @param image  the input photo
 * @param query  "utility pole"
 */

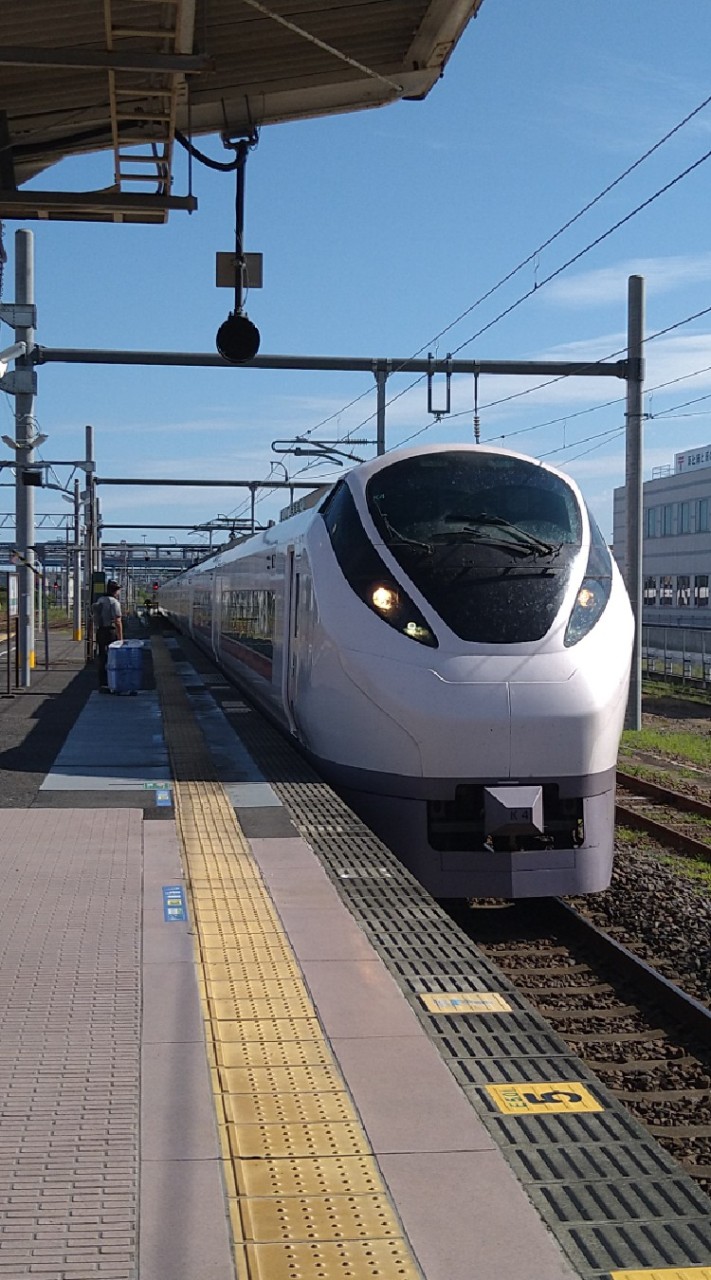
xmin=625 ymin=275 xmax=645 ymax=731
xmin=14 ymin=230 xmax=36 ymax=685
xmin=73 ymin=477 xmax=82 ymax=641
xmin=374 ymin=363 xmax=388 ymax=455
xmin=84 ymin=424 xmax=95 ymax=662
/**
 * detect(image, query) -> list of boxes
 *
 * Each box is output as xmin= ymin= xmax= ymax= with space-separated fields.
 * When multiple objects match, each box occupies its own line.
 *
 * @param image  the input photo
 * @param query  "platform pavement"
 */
xmin=0 ymin=624 xmax=583 ymax=1280
xmin=0 ymin=631 xmax=95 ymax=807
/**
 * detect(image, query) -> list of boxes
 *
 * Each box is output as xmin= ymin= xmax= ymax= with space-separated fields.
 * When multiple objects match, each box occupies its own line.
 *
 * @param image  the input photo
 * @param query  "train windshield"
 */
xmin=366 ymin=451 xmax=583 ymax=643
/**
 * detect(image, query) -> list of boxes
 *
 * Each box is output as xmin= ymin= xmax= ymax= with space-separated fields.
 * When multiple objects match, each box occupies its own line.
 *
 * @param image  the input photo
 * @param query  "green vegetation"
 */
xmin=618 ymin=759 xmax=707 ymax=789
xmin=621 ymin=726 xmax=711 ymax=769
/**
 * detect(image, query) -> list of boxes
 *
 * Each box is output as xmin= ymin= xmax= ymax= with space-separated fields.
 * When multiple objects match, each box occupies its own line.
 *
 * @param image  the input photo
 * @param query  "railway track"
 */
xmin=458 ymin=897 xmax=711 ymax=1194
xmin=616 ymin=768 xmax=711 ymax=861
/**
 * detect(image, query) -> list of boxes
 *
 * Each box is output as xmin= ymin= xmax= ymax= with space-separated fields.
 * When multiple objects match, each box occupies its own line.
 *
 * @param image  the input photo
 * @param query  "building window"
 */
xmin=695 ymin=575 xmax=709 ymax=608
xmin=698 ymin=498 xmax=709 ymax=533
xmin=659 ymin=575 xmax=673 ymax=607
xmin=678 ymin=501 xmax=690 ymax=533
xmin=662 ymin=505 xmax=674 ymax=536
xmin=677 ymin=575 xmax=691 ymax=607
xmin=643 ymin=576 xmax=657 ymax=606
xmin=644 ymin=507 xmax=657 ymax=538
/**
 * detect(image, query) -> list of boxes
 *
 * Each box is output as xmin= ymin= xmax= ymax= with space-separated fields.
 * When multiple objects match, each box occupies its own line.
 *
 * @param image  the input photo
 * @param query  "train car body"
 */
xmin=161 ymin=444 xmax=634 ymax=898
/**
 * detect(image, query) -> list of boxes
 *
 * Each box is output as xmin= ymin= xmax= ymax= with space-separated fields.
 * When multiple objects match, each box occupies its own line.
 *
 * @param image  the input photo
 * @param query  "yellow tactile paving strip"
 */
xmin=152 ymin=637 xmax=424 ymax=1280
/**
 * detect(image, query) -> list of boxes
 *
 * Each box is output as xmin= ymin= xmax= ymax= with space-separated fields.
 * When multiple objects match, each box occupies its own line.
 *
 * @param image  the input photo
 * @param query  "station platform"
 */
xmin=1 ymin=624 xmax=710 ymax=1280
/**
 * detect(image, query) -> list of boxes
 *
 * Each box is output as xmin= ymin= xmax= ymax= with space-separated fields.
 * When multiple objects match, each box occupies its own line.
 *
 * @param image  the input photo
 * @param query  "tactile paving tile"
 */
xmin=150 ymin=637 xmax=423 ymax=1280
xmin=199 ymin=641 xmax=711 ymax=1277
xmin=228 ymin=1120 xmax=372 ymax=1161
xmin=202 ymin=942 xmax=298 ymax=966
xmin=236 ymin=1155 xmax=389 ymax=1199
xmin=239 ymin=1193 xmax=403 ymax=1242
xmin=225 ymin=1089 xmax=359 ymax=1127
xmin=204 ymin=959 xmax=300 ymax=982
xmin=219 ymin=1063 xmax=346 ymax=1094
xmin=214 ymin=1017 xmax=323 ymax=1045
xmin=245 ymin=1238 xmax=423 ymax=1279
xmin=216 ymin=1039 xmax=335 ymax=1070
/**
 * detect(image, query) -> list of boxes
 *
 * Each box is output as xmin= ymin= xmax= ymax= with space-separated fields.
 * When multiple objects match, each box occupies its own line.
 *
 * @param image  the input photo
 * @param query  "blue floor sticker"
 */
xmin=162 ymin=885 xmax=187 ymax=922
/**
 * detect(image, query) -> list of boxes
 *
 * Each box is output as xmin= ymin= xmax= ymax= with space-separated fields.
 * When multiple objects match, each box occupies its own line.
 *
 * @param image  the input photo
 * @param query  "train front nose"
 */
xmin=338 ymin=649 xmax=619 ymax=782
xmin=338 ymin=650 xmax=514 ymax=778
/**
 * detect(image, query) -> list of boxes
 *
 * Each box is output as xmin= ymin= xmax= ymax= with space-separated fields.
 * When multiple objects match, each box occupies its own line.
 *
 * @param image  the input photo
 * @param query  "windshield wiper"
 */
xmin=444 ymin=512 xmax=559 ymax=557
xmin=373 ymin=505 xmax=433 ymax=554
xmin=435 ymin=531 xmax=532 ymax=557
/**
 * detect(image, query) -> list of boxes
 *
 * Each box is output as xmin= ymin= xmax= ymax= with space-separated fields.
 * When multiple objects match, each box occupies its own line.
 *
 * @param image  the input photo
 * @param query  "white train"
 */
xmin=161 ymin=444 xmax=634 ymax=898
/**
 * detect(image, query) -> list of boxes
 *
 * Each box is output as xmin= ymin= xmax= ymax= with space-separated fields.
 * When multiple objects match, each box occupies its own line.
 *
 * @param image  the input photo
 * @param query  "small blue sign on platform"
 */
xmin=155 ymin=789 xmax=173 ymax=807
xmin=162 ymin=885 xmax=187 ymax=922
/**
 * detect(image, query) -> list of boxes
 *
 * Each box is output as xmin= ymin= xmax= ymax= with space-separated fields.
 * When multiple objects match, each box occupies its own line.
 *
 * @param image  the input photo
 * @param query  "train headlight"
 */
xmin=564 ymin=508 xmax=614 ymax=647
xmin=367 ymin=578 xmax=437 ymax=646
xmin=321 ymin=478 xmax=438 ymax=647
xmin=564 ymin=576 xmax=611 ymax=646
xmin=404 ymin=621 xmax=433 ymax=642
xmin=372 ymin=585 xmax=398 ymax=613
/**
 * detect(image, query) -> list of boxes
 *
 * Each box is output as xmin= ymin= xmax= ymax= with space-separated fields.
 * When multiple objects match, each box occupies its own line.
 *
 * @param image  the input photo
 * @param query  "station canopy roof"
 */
xmin=0 ymin=0 xmax=483 ymax=224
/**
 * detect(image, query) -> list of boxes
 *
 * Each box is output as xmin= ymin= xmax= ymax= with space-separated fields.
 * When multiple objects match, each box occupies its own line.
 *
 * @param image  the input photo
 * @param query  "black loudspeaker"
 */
xmin=216 ymin=312 xmax=261 ymax=364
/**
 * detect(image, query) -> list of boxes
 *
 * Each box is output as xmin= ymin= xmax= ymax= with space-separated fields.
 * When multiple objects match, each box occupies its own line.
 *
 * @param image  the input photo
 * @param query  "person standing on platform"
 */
xmin=93 ymin=580 xmax=123 ymax=691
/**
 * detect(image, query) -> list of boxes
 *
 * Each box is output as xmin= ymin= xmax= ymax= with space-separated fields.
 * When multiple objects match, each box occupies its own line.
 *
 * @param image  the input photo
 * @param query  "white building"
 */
xmin=613 ymin=442 xmax=711 ymax=630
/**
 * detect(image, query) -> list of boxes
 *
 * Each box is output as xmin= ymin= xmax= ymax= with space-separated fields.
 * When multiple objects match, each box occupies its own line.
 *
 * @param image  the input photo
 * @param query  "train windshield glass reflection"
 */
xmin=367 ymin=451 xmax=583 ymax=643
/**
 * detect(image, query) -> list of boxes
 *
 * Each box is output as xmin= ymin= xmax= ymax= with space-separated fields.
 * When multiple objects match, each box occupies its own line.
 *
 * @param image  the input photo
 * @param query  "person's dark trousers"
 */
xmin=96 ymin=625 xmax=118 ymax=688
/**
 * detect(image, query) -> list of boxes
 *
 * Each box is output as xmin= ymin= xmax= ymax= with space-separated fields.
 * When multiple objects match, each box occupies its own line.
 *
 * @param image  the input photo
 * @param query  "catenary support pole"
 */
xmin=84 ymin=425 xmax=94 ymax=663
xmin=14 ymin=230 xmax=35 ymax=685
xmin=375 ymin=365 xmax=388 ymax=456
xmin=73 ymin=477 xmax=82 ymax=641
xmin=625 ymin=275 xmax=645 ymax=731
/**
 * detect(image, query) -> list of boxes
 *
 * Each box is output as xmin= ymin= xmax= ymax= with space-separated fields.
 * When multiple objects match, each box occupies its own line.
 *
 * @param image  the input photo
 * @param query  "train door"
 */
xmin=282 ymin=547 xmax=299 ymax=735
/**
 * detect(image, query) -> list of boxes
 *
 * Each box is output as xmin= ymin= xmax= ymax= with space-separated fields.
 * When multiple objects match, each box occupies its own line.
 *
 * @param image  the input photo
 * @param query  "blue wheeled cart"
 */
xmin=107 ymin=640 xmax=144 ymax=695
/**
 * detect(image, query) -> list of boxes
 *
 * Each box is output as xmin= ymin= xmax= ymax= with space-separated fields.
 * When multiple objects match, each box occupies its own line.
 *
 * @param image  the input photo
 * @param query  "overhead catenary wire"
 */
xmin=388 ymin=143 xmax=711 ymax=432
xmin=218 ymin=102 xmax=711 ymax=523
xmin=393 ymin=295 xmax=711 ymax=453
xmin=541 ymin=424 xmax=625 ymax=461
xmin=294 ymin=93 xmax=711 ymax=449
xmin=224 ymin=341 xmax=711 ymax=525
xmin=429 ymin=310 xmax=711 ymax=442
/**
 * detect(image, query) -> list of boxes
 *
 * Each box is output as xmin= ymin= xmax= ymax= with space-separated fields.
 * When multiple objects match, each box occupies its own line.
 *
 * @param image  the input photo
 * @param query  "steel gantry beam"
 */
xmin=20 ymin=281 xmax=646 ymax=725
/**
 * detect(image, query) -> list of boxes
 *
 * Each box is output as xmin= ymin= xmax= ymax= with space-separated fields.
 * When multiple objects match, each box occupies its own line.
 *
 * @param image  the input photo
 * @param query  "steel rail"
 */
xmin=617 ymin=768 xmax=711 ymax=819
xmin=551 ymin=899 xmax=711 ymax=1044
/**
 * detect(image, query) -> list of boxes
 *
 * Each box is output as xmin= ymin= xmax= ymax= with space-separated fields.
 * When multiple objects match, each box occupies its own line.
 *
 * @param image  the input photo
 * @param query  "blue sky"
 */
xmin=2 ymin=0 xmax=711 ymax=544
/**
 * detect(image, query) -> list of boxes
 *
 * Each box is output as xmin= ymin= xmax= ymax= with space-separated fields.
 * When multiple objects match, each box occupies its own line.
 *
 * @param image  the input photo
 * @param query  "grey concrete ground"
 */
xmin=0 ymin=631 xmax=95 ymax=807
xmin=0 ymin=619 xmax=154 ymax=809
